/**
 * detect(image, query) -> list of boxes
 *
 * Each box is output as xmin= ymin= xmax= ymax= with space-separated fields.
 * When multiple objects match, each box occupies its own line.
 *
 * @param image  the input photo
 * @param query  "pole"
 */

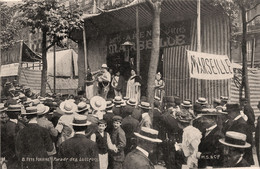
xmin=83 ymin=25 xmax=88 ymax=71
xmin=136 ymin=5 xmax=140 ymax=75
xmin=197 ymin=0 xmax=201 ymax=52
xmin=251 ymin=38 xmax=255 ymax=68
xmin=197 ymin=0 xmax=203 ymax=98
xmin=53 ymin=43 xmax=56 ymax=94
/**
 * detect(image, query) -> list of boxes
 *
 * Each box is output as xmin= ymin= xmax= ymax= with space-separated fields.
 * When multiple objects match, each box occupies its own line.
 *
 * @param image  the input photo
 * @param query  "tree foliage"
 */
xmin=17 ymin=0 xmax=84 ymax=48
xmin=0 ymin=2 xmax=23 ymax=49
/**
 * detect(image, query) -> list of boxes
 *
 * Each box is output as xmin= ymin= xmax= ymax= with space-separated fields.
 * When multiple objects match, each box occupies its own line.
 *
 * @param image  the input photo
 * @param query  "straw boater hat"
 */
xmin=126 ymin=98 xmax=137 ymax=106
xmin=70 ymin=115 xmax=91 ymax=126
xmin=6 ymin=104 xmax=22 ymax=112
xmin=101 ymin=64 xmax=108 ymax=69
xmin=138 ymin=102 xmax=151 ymax=110
xmin=0 ymin=104 xmax=7 ymax=112
xmin=106 ymin=101 xmax=114 ymax=109
xmin=220 ymin=96 xmax=229 ymax=101
xmin=181 ymin=100 xmax=192 ymax=108
xmin=113 ymin=96 xmax=123 ymax=104
xmin=60 ymin=100 xmax=78 ymax=114
xmin=76 ymin=102 xmax=90 ymax=113
xmin=90 ymin=96 xmax=106 ymax=111
xmin=134 ymin=127 xmax=162 ymax=143
xmin=37 ymin=104 xmax=50 ymax=115
xmin=196 ymin=97 xmax=208 ymax=105
xmin=219 ymin=131 xmax=251 ymax=148
xmin=23 ymin=106 xmax=38 ymax=115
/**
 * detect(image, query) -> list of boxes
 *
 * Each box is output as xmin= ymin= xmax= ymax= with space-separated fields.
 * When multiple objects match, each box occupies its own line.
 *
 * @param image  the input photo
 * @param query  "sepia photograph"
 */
xmin=0 ymin=0 xmax=260 ymax=168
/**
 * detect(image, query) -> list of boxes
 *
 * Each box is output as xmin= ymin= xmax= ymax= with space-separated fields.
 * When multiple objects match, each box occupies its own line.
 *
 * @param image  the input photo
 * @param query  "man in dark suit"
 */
xmin=2 ymin=104 xmax=25 ymax=169
xmin=256 ymin=101 xmax=260 ymax=165
xmin=160 ymin=106 xmax=184 ymax=169
xmin=219 ymin=131 xmax=251 ymax=167
xmin=123 ymin=127 xmax=162 ymax=169
xmin=240 ymin=98 xmax=255 ymax=132
xmin=196 ymin=114 xmax=225 ymax=168
xmin=121 ymin=106 xmax=139 ymax=155
xmin=16 ymin=106 xmax=54 ymax=169
xmin=104 ymin=101 xmax=115 ymax=135
xmin=56 ymin=115 xmax=99 ymax=169
xmin=222 ymin=103 xmax=254 ymax=165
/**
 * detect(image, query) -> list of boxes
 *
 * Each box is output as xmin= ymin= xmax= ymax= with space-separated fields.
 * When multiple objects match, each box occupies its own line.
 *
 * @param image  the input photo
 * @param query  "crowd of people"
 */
xmin=0 ymin=64 xmax=260 ymax=169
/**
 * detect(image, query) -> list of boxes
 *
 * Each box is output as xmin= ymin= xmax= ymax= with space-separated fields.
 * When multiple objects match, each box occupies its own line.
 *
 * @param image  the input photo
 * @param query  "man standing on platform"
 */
xmin=98 ymin=64 xmax=111 ymax=100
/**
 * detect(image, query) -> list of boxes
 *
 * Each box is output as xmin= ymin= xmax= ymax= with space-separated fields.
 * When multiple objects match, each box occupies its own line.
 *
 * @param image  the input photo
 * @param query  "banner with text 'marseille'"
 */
xmin=187 ymin=51 xmax=233 ymax=80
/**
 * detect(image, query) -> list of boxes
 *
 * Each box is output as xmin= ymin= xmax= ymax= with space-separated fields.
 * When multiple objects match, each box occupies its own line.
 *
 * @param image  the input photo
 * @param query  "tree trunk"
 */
xmin=241 ymin=8 xmax=250 ymax=103
xmin=147 ymin=1 xmax=161 ymax=106
xmin=40 ymin=29 xmax=48 ymax=96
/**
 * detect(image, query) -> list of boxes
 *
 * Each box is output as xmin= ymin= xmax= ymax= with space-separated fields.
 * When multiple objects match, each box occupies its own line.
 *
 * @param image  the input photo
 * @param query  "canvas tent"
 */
xmin=47 ymin=49 xmax=78 ymax=77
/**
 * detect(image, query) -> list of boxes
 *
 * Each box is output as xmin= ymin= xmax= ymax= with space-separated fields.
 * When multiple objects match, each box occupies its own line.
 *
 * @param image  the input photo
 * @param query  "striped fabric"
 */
xmin=230 ymin=69 xmax=260 ymax=118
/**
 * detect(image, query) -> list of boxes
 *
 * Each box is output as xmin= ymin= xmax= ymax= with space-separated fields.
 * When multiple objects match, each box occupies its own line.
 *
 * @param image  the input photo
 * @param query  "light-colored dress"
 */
xmin=126 ymin=75 xmax=141 ymax=103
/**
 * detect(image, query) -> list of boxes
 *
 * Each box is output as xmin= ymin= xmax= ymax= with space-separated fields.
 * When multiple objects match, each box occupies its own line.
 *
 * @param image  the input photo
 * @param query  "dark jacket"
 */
xmin=112 ymin=106 xmax=122 ymax=116
xmin=123 ymin=148 xmax=154 ymax=169
xmin=132 ymin=108 xmax=142 ymax=122
xmin=255 ymin=116 xmax=260 ymax=165
xmin=235 ymin=158 xmax=250 ymax=167
xmin=56 ymin=134 xmax=99 ymax=169
xmin=2 ymin=120 xmax=24 ymax=161
xmin=111 ymin=127 xmax=126 ymax=162
xmin=243 ymin=104 xmax=255 ymax=131
xmin=16 ymin=123 xmax=53 ymax=169
xmin=103 ymin=112 xmax=115 ymax=135
xmin=198 ymin=126 xmax=224 ymax=168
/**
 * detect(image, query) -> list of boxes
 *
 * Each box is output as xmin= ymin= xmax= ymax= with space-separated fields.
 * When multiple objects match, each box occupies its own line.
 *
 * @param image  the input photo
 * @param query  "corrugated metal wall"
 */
xmin=163 ymin=15 xmax=230 ymax=104
xmin=230 ymin=69 xmax=260 ymax=117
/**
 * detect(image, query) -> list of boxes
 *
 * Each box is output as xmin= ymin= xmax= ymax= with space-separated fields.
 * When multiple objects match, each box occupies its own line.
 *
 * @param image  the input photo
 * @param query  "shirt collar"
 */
xmin=75 ymin=131 xmax=86 ymax=135
xmin=136 ymin=146 xmax=149 ymax=157
xmin=236 ymin=155 xmax=243 ymax=165
xmin=234 ymin=114 xmax=242 ymax=121
xmin=28 ymin=118 xmax=38 ymax=124
xmin=206 ymin=124 xmax=217 ymax=132
xmin=10 ymin=119 xmax=18 ymax=124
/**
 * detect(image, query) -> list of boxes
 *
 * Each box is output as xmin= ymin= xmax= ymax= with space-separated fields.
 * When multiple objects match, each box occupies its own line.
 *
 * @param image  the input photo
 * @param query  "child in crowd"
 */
xmin=91 ymin=120 xmax=117 ymax=169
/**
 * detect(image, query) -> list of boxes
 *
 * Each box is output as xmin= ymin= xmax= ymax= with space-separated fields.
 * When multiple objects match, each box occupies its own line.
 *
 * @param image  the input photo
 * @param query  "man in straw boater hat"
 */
xmin=56 ymin=115 xmax=99 ymax=169
xmin=76 ymin=101 xmax=90 ymax=115
xmin=37 ymin=104 xmax=58 ymax=138
xmin=2 ymin=104 xmax=25 ymax=168
xmin=16 ymin=106 xmax=54 ymax=169
xmin=219 ymin=131 xmax=251 ymax=167
xmin=112 ymin=96 xmax=123 ymax=116
xmin=55 ymin=100 xmax=78 ymax=147
xmin=97 ymin=63 xmax=111 ymax=99
xmin=123 ymin=127 xmax=162 ymax=169
xmin=193 ymin=108 xmax=227 ymax=168
xmin=103 ymin=100 xmax=115 ymax=135
xmin=222 ymin=103 xmax=254 ymax=165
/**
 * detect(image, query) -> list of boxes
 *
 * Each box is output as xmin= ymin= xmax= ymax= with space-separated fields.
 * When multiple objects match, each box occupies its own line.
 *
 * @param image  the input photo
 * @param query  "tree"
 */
xmin=146 ymin=0 xmax=162 ymax=110
xmin=211 ymin=0 xmax=260 ymax=103
xmin=0 ymin=2 xmax=23 ymax=49
xmin=17 ymin=0 xmax=84 ymax=96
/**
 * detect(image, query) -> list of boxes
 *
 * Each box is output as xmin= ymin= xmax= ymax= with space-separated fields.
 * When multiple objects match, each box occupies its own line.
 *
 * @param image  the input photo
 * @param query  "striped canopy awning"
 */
xmin=84 ymin=0 xmax=224 ymax=38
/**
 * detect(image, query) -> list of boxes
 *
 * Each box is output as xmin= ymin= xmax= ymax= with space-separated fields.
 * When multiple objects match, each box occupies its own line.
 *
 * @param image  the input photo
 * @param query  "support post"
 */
xmin=136 ymin=5 xmax=140 ymax=75
xmin=53 ymin=43 xmax=56 ymax=94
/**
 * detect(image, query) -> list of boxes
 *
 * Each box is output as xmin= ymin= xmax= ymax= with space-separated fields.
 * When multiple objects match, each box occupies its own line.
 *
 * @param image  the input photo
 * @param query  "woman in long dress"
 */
xmin=126 ymin=69 xmax=141 ymax=104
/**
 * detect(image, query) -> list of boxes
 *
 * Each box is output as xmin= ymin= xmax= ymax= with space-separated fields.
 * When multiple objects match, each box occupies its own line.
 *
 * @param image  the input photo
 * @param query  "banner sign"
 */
xmin=108 ymin=20 xmax=191 ymax=54
xmin=187 ymin=51 xmax=233 ymax=80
